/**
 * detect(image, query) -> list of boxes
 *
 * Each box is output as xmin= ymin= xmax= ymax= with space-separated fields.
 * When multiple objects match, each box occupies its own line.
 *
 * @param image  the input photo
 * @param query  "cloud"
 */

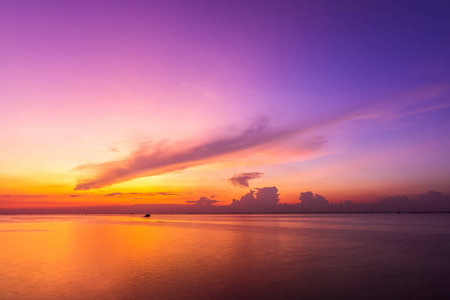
xmin=145 ymin=192 xmax=178 ymax=196
xmin=230 ymin=186 xmax=279 ymax=210
xmin=156 ymin=192 xmax=178 ymax=196
xmin=299 ymin=191 xmax=330 ymax=210
xmin=345 ymin=84 xmax=449 ymax=122
xmin=373 ymin=191 xmax=450 ymax=211
xmin=296 ymin=190 xmax=450 ymax=212
xmin=229 ymin=172 xmax=263 ymax=188
xmin=75 ymin=117 xmax=310 ymax=190
xmin=102 ymin=192 xmax=178 ymax=197
xmin=376 ymin=195 xmax=413 ymax=210
xmin=74 ymin=84 xmax=449 ymax=190
xmin=0 ymin=194 xmax=48 ymax=198
xmin=186 ymin=197 xmax=219 ymax=206
xmin=104 ymin=193 xmax=123 ymax=197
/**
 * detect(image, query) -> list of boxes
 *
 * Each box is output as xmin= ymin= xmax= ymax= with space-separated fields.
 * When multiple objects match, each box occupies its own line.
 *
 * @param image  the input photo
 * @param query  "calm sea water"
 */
xmin=1 ymin=213 xmax=449 ymax=300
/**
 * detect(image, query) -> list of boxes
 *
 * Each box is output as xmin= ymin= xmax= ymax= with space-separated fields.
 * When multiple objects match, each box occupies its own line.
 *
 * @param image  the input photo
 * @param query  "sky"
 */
xmin=1 ymin=0 xmax=450 ymax=211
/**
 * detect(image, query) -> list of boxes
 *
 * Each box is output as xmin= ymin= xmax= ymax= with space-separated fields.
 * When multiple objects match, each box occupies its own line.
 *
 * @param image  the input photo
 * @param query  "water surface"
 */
xmin=1 ymin=213 xmax=449 ymax=299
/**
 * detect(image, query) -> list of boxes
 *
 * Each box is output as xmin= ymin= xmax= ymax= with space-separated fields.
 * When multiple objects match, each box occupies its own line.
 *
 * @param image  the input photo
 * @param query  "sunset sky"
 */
xmin=1 ymin=0 xmax=449 ymax=210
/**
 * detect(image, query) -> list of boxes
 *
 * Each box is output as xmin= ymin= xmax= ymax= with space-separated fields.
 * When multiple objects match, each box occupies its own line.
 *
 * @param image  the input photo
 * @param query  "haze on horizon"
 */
xmin=1 ymin=0 xmax=449 ymax=212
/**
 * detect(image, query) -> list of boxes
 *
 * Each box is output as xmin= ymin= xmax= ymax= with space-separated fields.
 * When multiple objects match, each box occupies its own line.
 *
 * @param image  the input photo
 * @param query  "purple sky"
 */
xmin=1 ymin=0 xmax=449 ymax=210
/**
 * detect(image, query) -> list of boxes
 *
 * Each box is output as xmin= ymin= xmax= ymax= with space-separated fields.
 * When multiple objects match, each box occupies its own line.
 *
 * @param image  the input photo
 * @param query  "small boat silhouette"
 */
xmin=143 ymin=214 xmax=151 ymax=218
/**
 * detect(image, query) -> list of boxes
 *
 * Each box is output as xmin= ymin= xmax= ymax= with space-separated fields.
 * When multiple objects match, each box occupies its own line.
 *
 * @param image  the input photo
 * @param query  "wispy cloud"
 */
xmin=340 ymin=84 xmax=449 ymax=122
xmin=75 ymin=116 xmax=308 ymax=190
xmin=74 ymin=84 xmax=449 ymax=190
xmin=0 ymin=194 xmax=48 ymax=198
xmin=104 ymin=193 xmax=123 ymax=197
xmin=102 ymin=192 xmax=178 ymax=197
xmin=148 ymin=192 xmax=179 ymax=196
xmin=186 ymin=196 xmax=220 ymax=206
xmin=229 ymin=172 xmax=263 ymax=188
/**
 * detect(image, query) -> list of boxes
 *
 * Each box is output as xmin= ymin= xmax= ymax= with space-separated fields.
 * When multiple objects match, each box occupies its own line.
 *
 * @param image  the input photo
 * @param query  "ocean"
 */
xmin=1 ymin=213 xmax=449 ymax=299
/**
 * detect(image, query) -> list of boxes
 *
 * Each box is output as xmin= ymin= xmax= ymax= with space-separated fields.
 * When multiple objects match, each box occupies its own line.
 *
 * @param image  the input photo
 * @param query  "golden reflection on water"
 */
xmin=1 ymin=215 xmax=286 ymax=299
xmin=1 ymin=214 xmax=450 ymax=300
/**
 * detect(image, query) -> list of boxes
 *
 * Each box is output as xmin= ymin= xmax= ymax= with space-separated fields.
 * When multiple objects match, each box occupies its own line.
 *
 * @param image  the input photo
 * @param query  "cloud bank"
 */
xmin=299 ymin=191 xmax=330 ymax=210
xmin=229 ymin=172 xmax=263 ymax=188
xmin=184 ymin=188 xmax=449 ymax=213
xmin=229 ymin=187 xmax=279 ymax=211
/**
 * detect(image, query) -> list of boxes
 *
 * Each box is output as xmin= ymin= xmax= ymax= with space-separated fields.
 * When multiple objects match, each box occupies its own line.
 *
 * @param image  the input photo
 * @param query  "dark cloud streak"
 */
xmin=186 ymin=197 xmax=220 ymax=206
xmin=75 ymin=117 xmax=306 ymax=190
xmin=74 ymin=85 xmax=449 ymax=191
xmin=102 ymin=192 xmax=178 ymax=197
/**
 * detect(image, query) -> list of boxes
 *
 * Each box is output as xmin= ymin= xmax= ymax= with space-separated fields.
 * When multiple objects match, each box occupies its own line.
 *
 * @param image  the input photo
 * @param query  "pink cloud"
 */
xmin=74 ymin=117 xmax=310 ymax=190
xmin=74 ymin=84 xmax=449 ymax=190
xmin=229 ymin=172 xmax=263 ymax=188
